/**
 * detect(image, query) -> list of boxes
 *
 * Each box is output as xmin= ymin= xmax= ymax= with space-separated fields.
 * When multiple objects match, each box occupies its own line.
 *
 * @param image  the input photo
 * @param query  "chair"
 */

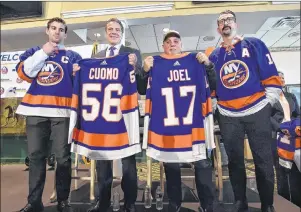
xmin=49 ymin=154 xmax=96 ymax=203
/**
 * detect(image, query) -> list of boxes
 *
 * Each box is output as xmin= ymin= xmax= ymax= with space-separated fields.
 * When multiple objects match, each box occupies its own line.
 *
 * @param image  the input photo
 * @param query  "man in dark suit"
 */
xmin=92 ymin=19 xmax=148 ymax=96
xmin=271 ymin=71 xmax=301 ymax=207
xmin=87 ymin=18 xmax=147 ymax=212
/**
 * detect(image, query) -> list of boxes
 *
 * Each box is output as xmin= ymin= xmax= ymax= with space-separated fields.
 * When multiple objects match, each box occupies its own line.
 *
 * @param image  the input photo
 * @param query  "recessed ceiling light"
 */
xmin=94 ymin=33 xmax=101 ymax=37
xmin=203 ymin=36 xmax=215 ymax=41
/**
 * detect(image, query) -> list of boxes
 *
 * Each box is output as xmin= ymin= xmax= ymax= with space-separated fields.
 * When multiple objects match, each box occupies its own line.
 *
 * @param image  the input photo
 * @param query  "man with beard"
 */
xmin=196 ymin=10 xmax=282 ymax=212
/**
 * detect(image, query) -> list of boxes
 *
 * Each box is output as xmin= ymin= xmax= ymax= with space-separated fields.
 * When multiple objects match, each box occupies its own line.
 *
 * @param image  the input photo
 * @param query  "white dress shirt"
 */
xmin=105 ymin=43 xmax=122 ymax=57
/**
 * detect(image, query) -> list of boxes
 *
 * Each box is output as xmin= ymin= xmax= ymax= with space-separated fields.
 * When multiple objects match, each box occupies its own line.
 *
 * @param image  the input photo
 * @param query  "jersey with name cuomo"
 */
xmin=16 ymin=46 xmax=82 ymax=117
xmin=68 ymin=53 xmax=141 ymax=160
xmin=209 ymin=37 xmax=282 ymax=115
xmin=142 ymin=53 xmax=215 ymax=163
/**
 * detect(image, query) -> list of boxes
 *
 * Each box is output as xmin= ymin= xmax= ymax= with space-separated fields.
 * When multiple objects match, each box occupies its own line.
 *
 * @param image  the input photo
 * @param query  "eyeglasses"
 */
xmin=218 ymin=17 xmax=236 ymax=26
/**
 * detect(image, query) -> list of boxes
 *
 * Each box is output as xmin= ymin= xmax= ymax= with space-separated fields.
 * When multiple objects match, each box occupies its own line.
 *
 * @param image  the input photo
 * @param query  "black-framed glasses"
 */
xmin=218 ymin=17 xmax=236 ymax=26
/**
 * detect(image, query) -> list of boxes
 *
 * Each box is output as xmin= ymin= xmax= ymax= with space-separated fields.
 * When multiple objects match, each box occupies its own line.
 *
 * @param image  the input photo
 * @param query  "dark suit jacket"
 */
xmin=92 ymin=45 xmax=148 ymax=95
xmin=271 ymin=91 xmax=300 ymax=137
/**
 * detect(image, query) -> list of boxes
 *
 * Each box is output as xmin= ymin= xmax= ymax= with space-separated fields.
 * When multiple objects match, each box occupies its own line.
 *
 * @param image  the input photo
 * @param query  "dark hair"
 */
xmin=217 ymin=10 xmax=236 ymax=24
xmin=105 ymin=18 xmax=124 ymax=33
xmin=47 ymin=17 xmax=68 ymax=33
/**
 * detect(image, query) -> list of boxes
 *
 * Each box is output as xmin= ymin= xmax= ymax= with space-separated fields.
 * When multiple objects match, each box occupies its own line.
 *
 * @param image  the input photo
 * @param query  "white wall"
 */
xmin=271 ymin=51 xmax=300 ymax=85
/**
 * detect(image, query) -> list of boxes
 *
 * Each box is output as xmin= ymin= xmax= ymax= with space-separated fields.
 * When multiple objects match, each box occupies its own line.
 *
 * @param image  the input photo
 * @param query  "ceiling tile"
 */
xmin=260 ymin=29 xmax=291 ymax=47
xmin=125 ymin=28 xmax=134 ymax=39
xmin=290 ymin=39 xmax=300 ymax=47
xmin=125 ymin=38 xmax=139 ymax=50
xmin=156 ymin=37 xmax=164 ymax=52
xmin=154 ymin=23 xmax=171 ymax=38
xmin=135 ymin=37 xmax=158 ymax=53
xmin=272 ymin=28 xmax=300 ymax=47
xmin=258 ymin=16 xmax=300 ymax=31
xmin=130 ymin=24 xmax=155 ymax=38
xmin=243 ymin=30 xmax=268 ymax=39
xmin=258 ymin=17 xmax=284 ymax=31
xmin=181 ymin=36 xmax=200 ymax=51
xmin=87 ymin=27 xmax=106 ymax=42
xmin=197 ymin=35 xmax=220 ymax=51
xmin=197 ymin=41 xmax=218 ymax=51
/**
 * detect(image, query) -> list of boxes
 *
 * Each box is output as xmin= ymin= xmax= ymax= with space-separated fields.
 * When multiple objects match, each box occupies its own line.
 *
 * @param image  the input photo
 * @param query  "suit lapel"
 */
xmin=119 ymin=45 xmax=125 ymax=54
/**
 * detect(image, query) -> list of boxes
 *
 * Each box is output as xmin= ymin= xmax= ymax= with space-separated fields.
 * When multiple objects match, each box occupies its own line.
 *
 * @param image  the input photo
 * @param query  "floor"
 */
xmin=1 ymin=163 xmax=300 ymax=212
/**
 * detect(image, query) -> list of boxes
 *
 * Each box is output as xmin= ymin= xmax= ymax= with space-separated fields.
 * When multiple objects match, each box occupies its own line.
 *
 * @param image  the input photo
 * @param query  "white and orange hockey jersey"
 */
xmin=68 ymin=54 xmax=141 ymax=160
xmin=142 ymin=53 xmax=215 ymax=163
xmin=277 ymin=118 xmax=301 ymax=172
xmin=16 ymin=46 xmax=82 ymax=117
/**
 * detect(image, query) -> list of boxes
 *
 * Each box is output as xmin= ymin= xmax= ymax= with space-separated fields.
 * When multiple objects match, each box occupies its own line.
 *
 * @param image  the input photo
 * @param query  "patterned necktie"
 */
xmin=109 ymin=46 xmax=116 ymax=56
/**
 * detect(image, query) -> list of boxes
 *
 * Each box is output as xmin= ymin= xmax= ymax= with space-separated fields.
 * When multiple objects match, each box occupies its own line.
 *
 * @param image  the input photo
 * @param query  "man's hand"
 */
xmin=42 ymin=42 xmax=59 ymax=56
xmin=196 ymin=52 xmax=210 ymax=66
xmin=143 ymin=56 xmax=154 ymax=73
xmin=128 ymin=53 xmax=137 ymax=67
xmin=72 ymin=63 xmax=80 ymax=76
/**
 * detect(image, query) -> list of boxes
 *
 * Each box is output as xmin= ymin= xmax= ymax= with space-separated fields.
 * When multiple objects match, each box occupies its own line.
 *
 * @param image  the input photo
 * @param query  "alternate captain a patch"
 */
xmin=37 ymin=61 xmax=64 ymax=86
xmin=220 ymin=60 xmax=249 ymax=89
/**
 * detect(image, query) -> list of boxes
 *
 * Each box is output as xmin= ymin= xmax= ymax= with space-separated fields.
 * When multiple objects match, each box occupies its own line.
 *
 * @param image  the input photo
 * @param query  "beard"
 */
xmin=222 ymin=25 xmax=236 ymax=37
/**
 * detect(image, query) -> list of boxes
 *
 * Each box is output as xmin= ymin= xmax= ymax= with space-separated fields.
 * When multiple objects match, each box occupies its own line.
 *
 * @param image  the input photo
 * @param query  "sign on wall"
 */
xmin=0 ymin=51 xmax=30 ymax=99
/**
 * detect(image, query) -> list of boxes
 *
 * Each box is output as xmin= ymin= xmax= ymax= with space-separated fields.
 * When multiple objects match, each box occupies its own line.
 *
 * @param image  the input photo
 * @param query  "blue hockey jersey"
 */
xmin=16 ymin=46 xmax=82 ymax=117
xmin=68 ymin=53 xmax=141 ymax=160
xmin=209 ymin=37 xmax=282 ymax=116
xmin=277 ymin=118 xmax=301 ymax=172
xmin=142 ymin=53 xmax=215 ymax=163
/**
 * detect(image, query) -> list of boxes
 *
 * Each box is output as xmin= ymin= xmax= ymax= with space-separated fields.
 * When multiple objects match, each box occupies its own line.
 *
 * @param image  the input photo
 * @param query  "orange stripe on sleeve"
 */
xmin=72 ymin=128 xmax=129 ymax=147
xmin=120 ymin=93 xmax=138 ymax=111
xmin=17 ymin=62 xmax=33 ymax=83
xmin=22 ymin=93 xmax=72 ymax=107
xmin=202 ymin=97 xmax=213 ymax=116
xmin=145 ymin=99 xmax=152 ymax=115
xmin=261 ymin=76 xmax=282 ymax=87
xmin=218 ymin=91 xmax=265 ymax=110
xmin=278 ymin=149 xmax=294 ymax=160
xmin=296 ymin=138 xmax=301 ymax=149
xmin=149 ymin=128 xmax=205 ymax=149
xmin=71 ymin=94 xmax=78 ymax=109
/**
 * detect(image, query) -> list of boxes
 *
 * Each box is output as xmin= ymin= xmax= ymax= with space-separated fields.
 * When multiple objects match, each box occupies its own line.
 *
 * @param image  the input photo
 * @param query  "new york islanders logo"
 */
xmin=37 ymin=61 xmax=64 ymax=86
xmin=1 ymin=66 xmax=8 ymax=74
xmin=220 ymin=60 xmax=249 ymax=89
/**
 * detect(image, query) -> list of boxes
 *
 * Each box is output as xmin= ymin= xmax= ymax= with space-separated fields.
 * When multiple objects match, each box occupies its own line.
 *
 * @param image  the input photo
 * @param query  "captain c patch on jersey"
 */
xmin=220 ymin=60 xmax=249 ymax=89
xmin=37 ymin=61 xmax=64 ymax=86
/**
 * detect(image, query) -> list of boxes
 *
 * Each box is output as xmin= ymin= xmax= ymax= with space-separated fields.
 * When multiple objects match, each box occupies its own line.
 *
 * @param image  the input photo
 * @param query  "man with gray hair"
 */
xmin=143 ymin=29 xmax=215 ymax=212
